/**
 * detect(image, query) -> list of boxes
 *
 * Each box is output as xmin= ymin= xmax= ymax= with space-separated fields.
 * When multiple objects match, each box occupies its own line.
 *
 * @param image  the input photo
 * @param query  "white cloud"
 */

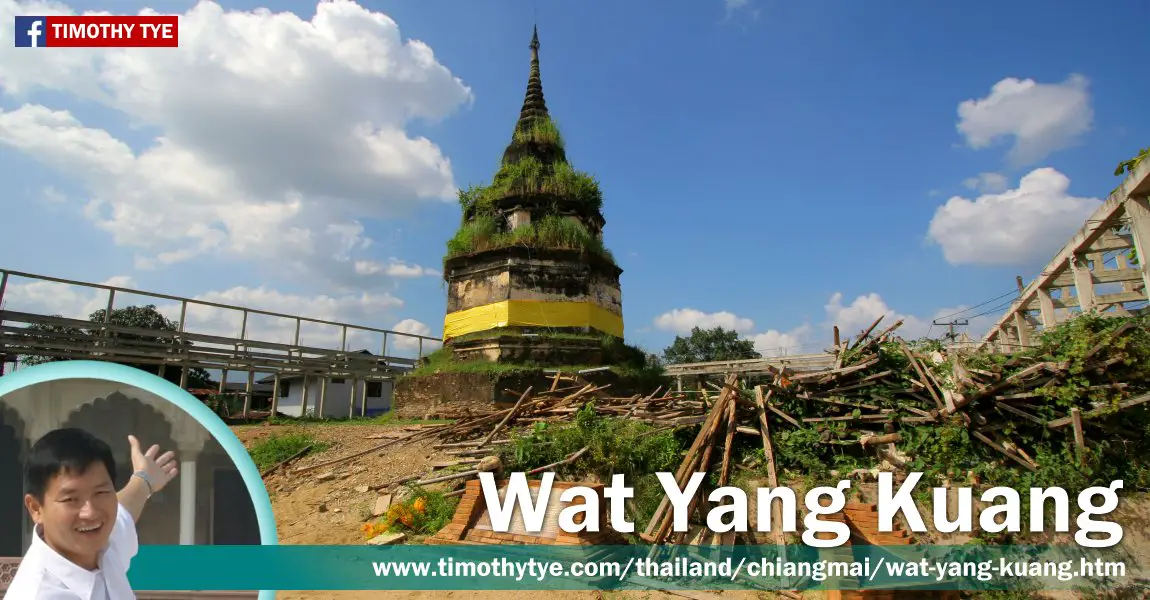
xmin=161 ymin=286 xmax=410 ymax=351
xmin=824 ymin=292 xmax=931 ymax=341
xmin=390 ymin=318 xmax=441 ymax=352
xmin=355 ymin=259 xmax=441 ymax=278
xmin=0 ymin=0 xmax=472 ymax=286
xmin=653 ymin=308 xmax=814 ymax=356
xmin=653 ymin=308 xmax=756 ymax=335
xmin=957 ymin=74 xmax=1092 ymax=166
xmin=962 ymin=172 xmax=1008 ymax=193
xmin=749 ymin=325 xmax=814 ymax=357
xmin=927 ymin=167 xmax=1099 ymax=266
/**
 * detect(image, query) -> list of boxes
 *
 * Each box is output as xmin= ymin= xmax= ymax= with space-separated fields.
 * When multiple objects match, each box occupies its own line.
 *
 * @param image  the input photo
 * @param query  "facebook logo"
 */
xmin=14 ymin=16 xmax=47 ymax=47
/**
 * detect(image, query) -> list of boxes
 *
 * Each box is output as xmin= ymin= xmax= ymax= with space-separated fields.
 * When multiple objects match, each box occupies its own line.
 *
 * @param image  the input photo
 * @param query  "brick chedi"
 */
xmin=442 ymin=26 xmax=623 ymax=366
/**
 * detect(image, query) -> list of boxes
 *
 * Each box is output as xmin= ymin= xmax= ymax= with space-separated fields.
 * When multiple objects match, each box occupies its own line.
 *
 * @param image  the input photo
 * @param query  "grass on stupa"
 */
xmin=458 ymin=155 xmax=604 ymax=214
xmin=511 ymin=117 xmax=565 ymax=149
xmin=445 ymin=213 xmax=614 ymax=262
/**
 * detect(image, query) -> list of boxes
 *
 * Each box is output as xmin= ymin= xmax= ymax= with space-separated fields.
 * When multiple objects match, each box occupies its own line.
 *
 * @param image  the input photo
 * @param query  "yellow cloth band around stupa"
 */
xmin=443 ymin=300 xmax=624 ymax=339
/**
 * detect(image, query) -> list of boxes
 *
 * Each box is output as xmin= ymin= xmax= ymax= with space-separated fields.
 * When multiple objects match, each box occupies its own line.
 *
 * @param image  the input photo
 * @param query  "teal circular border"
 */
xmin=0 ymin=361 xmax=278 ymax=600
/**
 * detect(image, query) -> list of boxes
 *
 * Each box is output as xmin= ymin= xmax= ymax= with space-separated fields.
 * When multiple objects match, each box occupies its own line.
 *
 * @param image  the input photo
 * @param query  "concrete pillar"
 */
xmin=1037 ymin=288 xmax=1056 ymax=329
xmin=179 ymin=456 xmax=197 ymax=545
xmin=1013 ymin=312 xmax=1031 ymax=348
xmin=1070 ymin=256 xmax=1096 ymax=313
xmin=1126 ymin=196 xmax=1150 ymax=295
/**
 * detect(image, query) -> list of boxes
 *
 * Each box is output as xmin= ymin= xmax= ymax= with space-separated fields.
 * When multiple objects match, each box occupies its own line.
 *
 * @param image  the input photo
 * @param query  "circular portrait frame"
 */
xmin=0 ymin=360 xmax=278 ymax=600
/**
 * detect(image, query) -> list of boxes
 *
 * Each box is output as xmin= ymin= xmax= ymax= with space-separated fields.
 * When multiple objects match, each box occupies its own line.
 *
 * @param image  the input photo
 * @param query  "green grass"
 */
xmin=511 ymin=117 xmax=564 ymax=149
xmin=499 ymin=405 xmax=685 ymax=533
xmin=456 ymin=153 xmax=603 ymax=217
xmin=247 ymin=432 xmax=332 ymax=471
xmin=445 ymin=214 xmax=614 ymax=263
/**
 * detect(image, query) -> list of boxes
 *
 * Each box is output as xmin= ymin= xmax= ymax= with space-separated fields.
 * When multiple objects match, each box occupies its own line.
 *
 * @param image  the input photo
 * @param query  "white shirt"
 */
xmin=6 ymin=503 xmax=139 ymax=600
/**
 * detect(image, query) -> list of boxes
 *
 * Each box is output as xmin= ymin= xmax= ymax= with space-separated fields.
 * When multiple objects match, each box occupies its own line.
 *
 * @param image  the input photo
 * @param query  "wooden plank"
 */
xmin=478 ymin=386 xmax=533 ymax=448
xmin=753 ymin=385 xmax=787 ymax=550
xmin=970 ymin=431 xmax=1037 ymax=471
xmin=1071 ymin=408 xmax=1085 ymax=466
xmin=896 ymin=339 xmax=943 ymax=409
xmin=995 ymin=402 xmax=1046 ymax=425
xmin=1048 ymin=393 xmax=1150 ymax=429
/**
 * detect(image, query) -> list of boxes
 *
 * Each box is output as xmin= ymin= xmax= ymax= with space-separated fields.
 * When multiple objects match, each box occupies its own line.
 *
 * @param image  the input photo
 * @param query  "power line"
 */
xmin=933 ymin=289 xmax=1018 ymax=321
xmin=963 ymin=298 xmax=1018 ymax=320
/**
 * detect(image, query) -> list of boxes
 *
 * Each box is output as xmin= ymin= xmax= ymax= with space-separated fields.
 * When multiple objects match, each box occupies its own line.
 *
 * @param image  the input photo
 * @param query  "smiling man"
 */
xmin=7 ymin=428 xmax=179 ymax=599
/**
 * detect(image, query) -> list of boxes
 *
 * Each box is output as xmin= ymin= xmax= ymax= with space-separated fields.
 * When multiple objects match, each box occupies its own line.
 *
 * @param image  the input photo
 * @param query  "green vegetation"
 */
xmin=500 ymin=405 xmax=684 ymax=535
xmin=407 ymin=333 xmax=667 ymax=388
xmin=511 ymin=117 xmax=565 ymax=149
xmin=363 ymin=487 xmax=459 ymax=539
xmin=761 ymin=313 xmax=1150 ymax=503
xmin=447 ymin=115 xmax=612 ymax=263
xmin=446 ymin=214 xmax=613 ymax=262
xmin=247 ymin=432 xmax=331 ymax=471
xmin=456 ymin=153 xmax=602 ymax=218
xmin=662 ymin=325 xmax=762 ymax=364
xmin=1114 ymin=145 xmax=1149 ymax=177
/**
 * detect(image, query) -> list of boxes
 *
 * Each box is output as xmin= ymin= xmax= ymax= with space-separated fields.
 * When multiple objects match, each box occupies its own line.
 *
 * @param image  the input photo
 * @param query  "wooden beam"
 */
xmin=1070 ymin=408 xmax=1085 ymax=466
xmin=1048 ymin=393 xmax=1150 ymax=429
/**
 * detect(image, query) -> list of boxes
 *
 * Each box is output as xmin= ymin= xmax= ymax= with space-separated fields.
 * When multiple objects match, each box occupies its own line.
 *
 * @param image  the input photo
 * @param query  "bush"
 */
xmin=501 ymin=406 xmax=683 ymax=528
xmin=247 ymin=433 xmax=330 ymax=471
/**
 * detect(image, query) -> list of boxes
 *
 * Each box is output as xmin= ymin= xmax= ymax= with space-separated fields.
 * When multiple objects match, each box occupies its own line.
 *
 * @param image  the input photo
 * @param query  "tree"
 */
xmin=18 ymin=304 xmax=212 ymax=388
xmin=662 ymin=326 xmax=761 ymax=364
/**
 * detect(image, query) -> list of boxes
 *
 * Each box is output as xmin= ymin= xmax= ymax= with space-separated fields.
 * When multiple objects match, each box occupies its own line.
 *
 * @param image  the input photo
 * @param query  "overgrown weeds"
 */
xmin=758 ymin=313 xmax=1150 ymax=508
xmin=500 ymin=405 xmax=684 ymax=529
xmin=446 ymin=213 xmax=613 ymax=262
xmin=247 ymin=432 xmax=331 ymax=471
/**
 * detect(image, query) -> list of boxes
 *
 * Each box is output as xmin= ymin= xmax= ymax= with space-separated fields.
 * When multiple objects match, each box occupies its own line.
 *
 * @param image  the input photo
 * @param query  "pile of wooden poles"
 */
xmin=639 ymin=315 xmax=1150 ymax=544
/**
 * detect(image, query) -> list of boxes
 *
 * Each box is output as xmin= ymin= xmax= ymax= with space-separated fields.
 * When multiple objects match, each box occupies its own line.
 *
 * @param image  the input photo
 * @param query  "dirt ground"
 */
xmin=230 ymin=422 xmax=781 ymax=600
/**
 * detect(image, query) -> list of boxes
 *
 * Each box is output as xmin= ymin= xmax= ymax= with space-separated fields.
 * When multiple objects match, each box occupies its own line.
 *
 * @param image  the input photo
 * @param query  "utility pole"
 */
xmin=933 ymin=319 xmax=969 ymax=344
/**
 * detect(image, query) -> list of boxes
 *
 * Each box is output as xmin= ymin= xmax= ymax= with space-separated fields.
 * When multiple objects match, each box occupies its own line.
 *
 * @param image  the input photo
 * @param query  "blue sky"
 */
xmin=1 ymin=0 xmax=1148 ymax=361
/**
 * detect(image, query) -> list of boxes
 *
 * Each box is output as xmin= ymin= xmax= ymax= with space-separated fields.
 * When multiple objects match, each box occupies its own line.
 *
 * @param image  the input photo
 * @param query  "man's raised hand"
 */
xmin=128 ymin=435 xmax=179 ymax=494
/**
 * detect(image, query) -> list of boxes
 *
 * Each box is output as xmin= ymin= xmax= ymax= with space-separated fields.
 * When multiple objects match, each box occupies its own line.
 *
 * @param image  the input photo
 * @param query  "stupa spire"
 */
xmin=516 ymin=25 xmax=548 ymax=131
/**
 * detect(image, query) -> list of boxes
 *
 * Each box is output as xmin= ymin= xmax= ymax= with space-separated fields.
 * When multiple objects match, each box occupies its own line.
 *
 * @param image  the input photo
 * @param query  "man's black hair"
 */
xmin=24 ymin=428 xmax=116 ymax=500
